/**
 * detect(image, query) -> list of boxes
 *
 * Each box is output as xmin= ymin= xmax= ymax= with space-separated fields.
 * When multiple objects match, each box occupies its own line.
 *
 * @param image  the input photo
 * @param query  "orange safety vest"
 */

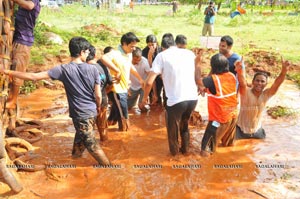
xmin=207 ymin=72 xmax=238 ymax=123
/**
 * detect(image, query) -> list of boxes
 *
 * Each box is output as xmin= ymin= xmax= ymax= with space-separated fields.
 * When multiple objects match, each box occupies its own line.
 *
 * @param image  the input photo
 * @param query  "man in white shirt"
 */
xmin=140 ymin=33 xmax=199 ymax=156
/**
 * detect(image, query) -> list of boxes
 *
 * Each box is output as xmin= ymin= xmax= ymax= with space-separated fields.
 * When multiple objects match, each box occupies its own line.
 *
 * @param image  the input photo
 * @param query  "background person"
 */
xmin=202 ymin=1 xmax=217 ymax=36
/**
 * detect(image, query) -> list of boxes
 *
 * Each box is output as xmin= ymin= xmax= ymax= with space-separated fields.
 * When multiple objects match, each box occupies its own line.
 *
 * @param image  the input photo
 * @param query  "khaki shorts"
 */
xmin=11 ymin=43 xmax=31 ymax=86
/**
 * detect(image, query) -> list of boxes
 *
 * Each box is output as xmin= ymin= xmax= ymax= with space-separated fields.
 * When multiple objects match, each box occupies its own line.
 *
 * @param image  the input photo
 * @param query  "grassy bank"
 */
xmin=35 ymin=4 xmax=300 ymax=61
xmin=32 ymin=4 xmax=300 ymax=74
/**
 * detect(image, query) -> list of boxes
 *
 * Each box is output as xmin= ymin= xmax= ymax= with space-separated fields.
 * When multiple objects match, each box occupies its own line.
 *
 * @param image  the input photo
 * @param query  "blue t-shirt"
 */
xmin=204 ymin=6 xmax=217 ymax=24
xmin=48 ymin=62 xmax=100 ymax=119
xmin=227 ymin=53 xmax=242 ymax=75
xmin=13 ymin=0 xmax=41 ymax=46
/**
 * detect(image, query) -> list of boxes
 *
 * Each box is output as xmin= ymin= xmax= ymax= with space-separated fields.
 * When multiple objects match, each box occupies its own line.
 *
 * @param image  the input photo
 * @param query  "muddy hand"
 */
xmin=281 ymin=56 xmax=290 ymax=73
xmin=234 ymin=56 xmax=243 ymax=73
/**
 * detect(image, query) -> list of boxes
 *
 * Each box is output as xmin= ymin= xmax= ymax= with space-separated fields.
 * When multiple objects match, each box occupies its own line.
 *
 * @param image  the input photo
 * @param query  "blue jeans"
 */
xmin=127 ymin=88 xmax=144 ymax=109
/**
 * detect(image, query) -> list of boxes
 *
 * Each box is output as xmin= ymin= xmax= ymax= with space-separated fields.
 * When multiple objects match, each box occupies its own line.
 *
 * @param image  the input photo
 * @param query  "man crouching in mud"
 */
xmin=0 ymin=37 xmax=110 ymax=165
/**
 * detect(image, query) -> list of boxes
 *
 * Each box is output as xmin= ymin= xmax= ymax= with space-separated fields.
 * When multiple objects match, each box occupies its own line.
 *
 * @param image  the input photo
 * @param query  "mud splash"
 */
xmin=0 ymin=80 xmax=299 ymax=198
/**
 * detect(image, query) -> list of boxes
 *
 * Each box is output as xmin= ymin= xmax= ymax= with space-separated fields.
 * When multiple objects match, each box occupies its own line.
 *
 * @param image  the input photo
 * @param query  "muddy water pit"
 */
xmin=0 ymin=80 xmax=299 ymax=198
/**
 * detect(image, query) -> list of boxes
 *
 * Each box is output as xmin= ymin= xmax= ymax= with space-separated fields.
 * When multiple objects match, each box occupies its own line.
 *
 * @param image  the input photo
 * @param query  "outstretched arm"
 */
xmin=267 ymin=57 xmax=290 ymax=96
xmin=1 ymin=69 xmax=50 ymax=81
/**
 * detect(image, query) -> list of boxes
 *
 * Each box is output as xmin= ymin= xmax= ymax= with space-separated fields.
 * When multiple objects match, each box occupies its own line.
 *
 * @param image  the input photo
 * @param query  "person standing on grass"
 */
xmin=202 ymin=1 xmax=217 ymax=36
xmin=140 ymin=33 xmax=199 ymax=156
xmin=6 ymin=0 xmax=41 ymax=130
xmin=1 ymin=37 xmax=111 ymax=165
xmin=235 ymin=57 xmax=290 ymax=139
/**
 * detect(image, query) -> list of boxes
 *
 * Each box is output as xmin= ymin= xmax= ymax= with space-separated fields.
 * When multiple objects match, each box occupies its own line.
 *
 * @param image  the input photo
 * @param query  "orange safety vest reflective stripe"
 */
xmin=207 ymin=72 xmax=238 ymax=123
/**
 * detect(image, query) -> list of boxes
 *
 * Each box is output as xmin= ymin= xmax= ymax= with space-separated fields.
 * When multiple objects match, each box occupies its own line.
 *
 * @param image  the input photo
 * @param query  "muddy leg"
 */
xmin=72 ymin=117 xmax=110 ymax=165
xmin=96 ymin=108 xmax=108 ymax=141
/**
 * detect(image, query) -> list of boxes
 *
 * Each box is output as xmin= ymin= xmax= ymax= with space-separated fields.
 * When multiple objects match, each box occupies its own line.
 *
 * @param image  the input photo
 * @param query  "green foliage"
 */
xmin=20 ymin=81 xmax=37 ymax=95
xmin=267 ymin=106 xmax=295 ymax=118
xmin=287 ymin=72 xmax=300 ymax=88
xmin=34 ymin=20 xmax=49 ymax=45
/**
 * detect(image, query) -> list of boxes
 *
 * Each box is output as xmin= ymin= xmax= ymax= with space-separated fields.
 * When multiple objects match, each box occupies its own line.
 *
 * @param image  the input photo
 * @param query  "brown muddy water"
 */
xmin=0 ymin=80 xmax=299 ymax=199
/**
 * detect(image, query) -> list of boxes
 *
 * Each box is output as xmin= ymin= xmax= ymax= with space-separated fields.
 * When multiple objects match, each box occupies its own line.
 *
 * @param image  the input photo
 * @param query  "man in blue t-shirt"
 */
xmin=1 ymin=37 xmax=110 ymax=166
xmin=202 ymin=1 xmax=217 ymax=36
xmin=219 ymin=35 xmax=243 ymax=75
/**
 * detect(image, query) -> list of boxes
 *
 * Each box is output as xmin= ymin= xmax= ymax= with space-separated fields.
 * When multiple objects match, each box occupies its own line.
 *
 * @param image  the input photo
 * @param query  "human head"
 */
xmin=69 ymin=37 xmax=91 ymax=59
xmin=209 ymin=1 xmax=214 ymax=6
xmin=103 ymin=46 xmax=114 ymax=54
xmin=86 ymin=45 xmax=96 ymax=63
xmin=219 ymin=35 xmax=233 ymax=56
xmin=146 ymin=34 xmax=158 ymax=49
xmin=120 ymin=32 xmax=140 ymax=53
xmin=175 ymin=34 xmax=187 ymax=49
xmin=252 ymin=72 xmax=268 ymax=93
xmin=132 ymin=47 xmax=142 ymax=65
xmin=210 ymin=53 xmax=229 ymax=74
xmin=161 ymin=33 xmax=175 ymax=50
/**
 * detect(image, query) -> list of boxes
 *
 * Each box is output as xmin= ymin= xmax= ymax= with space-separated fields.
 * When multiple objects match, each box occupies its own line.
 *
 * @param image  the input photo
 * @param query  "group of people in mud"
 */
xmin=1 ymin=30 xmax=290 ymax=166
xmin=0 ymin=0 xmax=291 ymax=169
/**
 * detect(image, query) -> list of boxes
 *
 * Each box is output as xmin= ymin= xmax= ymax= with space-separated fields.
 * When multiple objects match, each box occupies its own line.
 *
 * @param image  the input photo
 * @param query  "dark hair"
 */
xmin=146 ymin=34 xmax=157 ymax=43
xmin=220 ymin=35 xmax=233 ymax=47
xmin=132 ymin=47 xmax=142 ymax=57
xmin=253 ymin=72 xmax=269 ymax=81
xmin=161 ymin=33 xmax=175 ymax=49
xmin=175 ymin=34 xmax=187 ymax=45
xmin=120 ymin=32 xmax=140 ymax=45
xmin=86 ymin=45 xmax=96 ymax=62
xmin=69 ymin=37 xmax=90 ymax=58
xmin=210 ymin=53 xmax=229 ymax=74
xmin=103 ymin=46 xmax=113 ymax=54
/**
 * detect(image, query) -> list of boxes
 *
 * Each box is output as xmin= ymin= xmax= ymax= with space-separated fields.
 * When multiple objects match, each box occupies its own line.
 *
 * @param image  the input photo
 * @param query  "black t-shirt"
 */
xmin=203 ymin=76 xmax=216 ymax=95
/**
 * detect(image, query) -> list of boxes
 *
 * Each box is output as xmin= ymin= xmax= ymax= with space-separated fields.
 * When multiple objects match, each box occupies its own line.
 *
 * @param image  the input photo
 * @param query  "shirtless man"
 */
xmin=235 ymin=57 xmax=290 ymax=139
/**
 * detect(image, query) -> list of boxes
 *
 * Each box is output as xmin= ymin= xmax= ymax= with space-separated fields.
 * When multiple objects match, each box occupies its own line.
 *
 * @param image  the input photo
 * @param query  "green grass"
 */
xmin=33 ymin=4 xmax=300 ymax=64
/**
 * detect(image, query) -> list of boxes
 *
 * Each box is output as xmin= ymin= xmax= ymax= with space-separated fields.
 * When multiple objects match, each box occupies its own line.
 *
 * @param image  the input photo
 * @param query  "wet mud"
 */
xmin=0 ymin=80 xmax=299 ymax=198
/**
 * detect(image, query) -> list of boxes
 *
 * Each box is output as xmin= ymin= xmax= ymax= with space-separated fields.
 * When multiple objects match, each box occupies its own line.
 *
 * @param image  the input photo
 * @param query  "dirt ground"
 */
xmin=0 ymin=48 xmax=300 ymax=198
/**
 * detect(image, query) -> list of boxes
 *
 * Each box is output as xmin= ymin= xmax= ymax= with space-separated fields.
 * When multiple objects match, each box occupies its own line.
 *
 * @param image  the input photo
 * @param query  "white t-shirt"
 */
xmin=151 ymin=46 xmax=198 ymax=106
xmin=130 ymin=57 xmax=150 ymax=90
